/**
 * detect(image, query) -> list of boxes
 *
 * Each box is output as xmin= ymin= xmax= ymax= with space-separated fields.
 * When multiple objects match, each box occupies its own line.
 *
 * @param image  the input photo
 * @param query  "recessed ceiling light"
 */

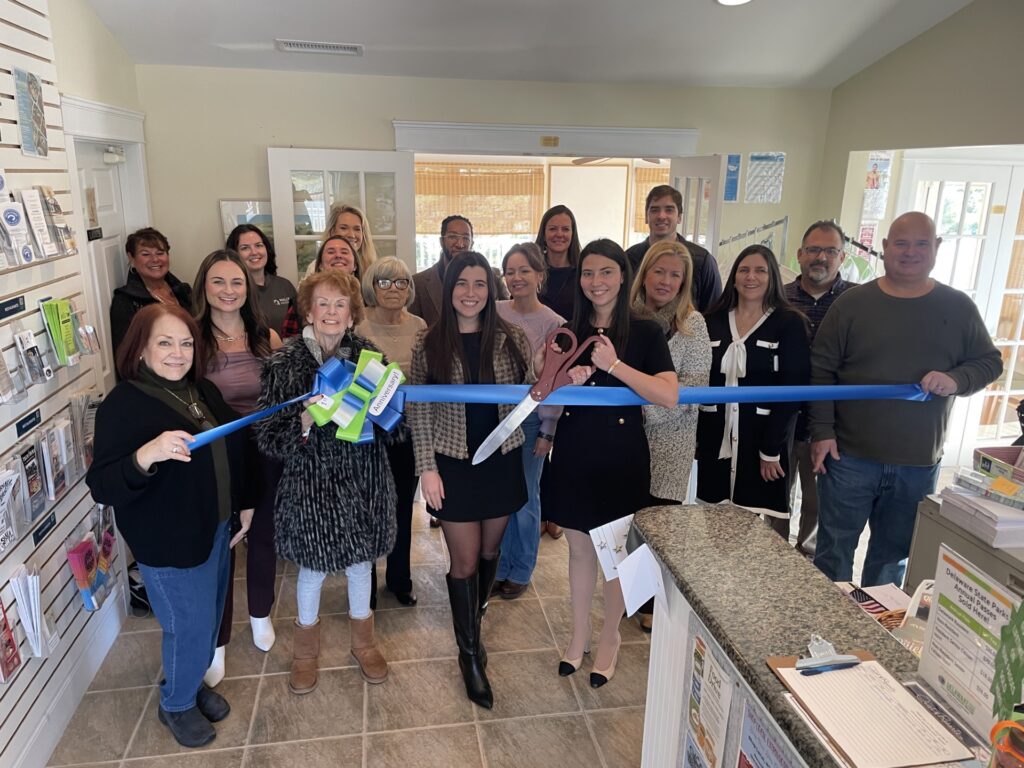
xmin=716 ymin=0 xmax=752 ymax=5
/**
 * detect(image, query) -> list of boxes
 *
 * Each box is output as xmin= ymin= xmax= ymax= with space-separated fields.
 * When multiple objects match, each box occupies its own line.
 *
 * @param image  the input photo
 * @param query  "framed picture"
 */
xmin=219 ymin=200 xmax=274 ymax=243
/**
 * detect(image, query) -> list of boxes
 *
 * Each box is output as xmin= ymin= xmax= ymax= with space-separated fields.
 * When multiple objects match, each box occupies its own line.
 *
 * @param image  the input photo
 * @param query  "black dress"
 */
xmin=695 ymin=308 xmax=810 ymax=513
xmin=431 ymin=332 xmax=527 ymax=523
xmin=543 ymin=319 xmax=674 ymax=531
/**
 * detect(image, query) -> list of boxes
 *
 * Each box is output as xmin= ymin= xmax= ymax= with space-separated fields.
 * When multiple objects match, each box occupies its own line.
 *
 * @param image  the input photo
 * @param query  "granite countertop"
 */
xmin=632 ymin=503 xmax=920 ymax=767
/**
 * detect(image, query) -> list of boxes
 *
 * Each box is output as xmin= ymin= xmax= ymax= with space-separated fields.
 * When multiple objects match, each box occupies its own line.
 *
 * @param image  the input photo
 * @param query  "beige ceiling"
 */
xmin=86 ymin=0 xmax=972 ymax=88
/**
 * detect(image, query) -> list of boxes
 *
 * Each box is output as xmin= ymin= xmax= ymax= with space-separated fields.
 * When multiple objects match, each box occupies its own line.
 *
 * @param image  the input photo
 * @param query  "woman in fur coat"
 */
xmin=254 ymin=269 xmax=397 ymax=695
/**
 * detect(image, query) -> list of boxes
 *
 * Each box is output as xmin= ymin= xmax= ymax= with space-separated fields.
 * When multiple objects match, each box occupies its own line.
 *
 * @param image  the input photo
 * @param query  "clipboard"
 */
xmin=766 ymin=653 xmax=973 ymax=768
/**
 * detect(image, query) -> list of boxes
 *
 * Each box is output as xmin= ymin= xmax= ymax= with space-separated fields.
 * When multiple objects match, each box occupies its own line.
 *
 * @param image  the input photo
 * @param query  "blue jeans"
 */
xmin=139 ymin=520 xmax=231 ymax=712
xmin=814 ymin=453 xmax=939 ymax=587
xmin=496 ymin=412 xmax=543 ymax=584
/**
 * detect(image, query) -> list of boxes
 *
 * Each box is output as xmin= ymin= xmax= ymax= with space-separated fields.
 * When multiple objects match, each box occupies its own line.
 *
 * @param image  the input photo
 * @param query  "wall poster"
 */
xmin=744 ymin=153 xmax=785 ymax=205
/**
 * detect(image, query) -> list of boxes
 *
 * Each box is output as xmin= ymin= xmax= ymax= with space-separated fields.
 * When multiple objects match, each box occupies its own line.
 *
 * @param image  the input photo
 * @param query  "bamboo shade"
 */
xmin=415 ymin=162 xmax=545 ymax=236
xmin=633 ymin=166 xmax=671 ymax=232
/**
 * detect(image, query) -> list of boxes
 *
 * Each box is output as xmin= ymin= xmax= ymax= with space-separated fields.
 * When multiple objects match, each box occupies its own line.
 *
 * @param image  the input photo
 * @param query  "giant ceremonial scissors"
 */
xmin=471 ymin=328 xmax=602 ymax=465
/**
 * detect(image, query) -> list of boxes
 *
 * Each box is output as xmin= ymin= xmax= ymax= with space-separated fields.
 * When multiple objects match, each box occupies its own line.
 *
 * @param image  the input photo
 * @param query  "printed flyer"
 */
xmin=684 ymin=631 xmax=733 ymax=768
xmin=734 ymin=699 xmax=803 ymax=768
xmin=918 ymin=545 xmax=1017 ymax=740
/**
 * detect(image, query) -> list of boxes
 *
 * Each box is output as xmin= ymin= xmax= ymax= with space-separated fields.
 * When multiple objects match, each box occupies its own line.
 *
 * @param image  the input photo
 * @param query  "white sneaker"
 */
xmin=250 ymin=615 xmax=276 ymax=652
xmin=203 ymin=645 xmax=226 ymax=687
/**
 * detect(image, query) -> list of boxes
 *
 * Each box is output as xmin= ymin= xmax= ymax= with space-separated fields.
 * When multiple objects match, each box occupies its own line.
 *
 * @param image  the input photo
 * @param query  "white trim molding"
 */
xmin=60 ymin=95 xmax=146 ymax=143
xmin=393 ymin=121 xmax=699 ymax=158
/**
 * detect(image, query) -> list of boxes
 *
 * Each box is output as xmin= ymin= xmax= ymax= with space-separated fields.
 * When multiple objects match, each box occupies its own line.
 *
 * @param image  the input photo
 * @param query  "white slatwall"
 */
xmin=0 ymin=2 xmax=119 ymax=767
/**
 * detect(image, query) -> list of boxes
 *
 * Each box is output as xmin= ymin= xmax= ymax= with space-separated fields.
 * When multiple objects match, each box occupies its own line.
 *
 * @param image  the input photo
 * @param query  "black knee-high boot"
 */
xmin=478 ymin=553 xmax=500 ymax=616
xmin=446 ymin=573 xmax=494 ymax=709
xmin=476 ymin=553 xmax=500 ymax=668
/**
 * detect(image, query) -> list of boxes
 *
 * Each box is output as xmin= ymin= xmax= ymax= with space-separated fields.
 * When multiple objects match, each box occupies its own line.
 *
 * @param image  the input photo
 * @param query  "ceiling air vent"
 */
xmin=274 ymin=39 xmax=363 ymax=56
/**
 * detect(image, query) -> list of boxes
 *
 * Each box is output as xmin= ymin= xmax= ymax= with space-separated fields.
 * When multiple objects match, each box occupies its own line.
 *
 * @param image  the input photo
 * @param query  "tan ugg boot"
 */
xmin=289 ymin=619 xmax=320 ymax=695
xmin=350 ymin=612 xmax=389 ymax=684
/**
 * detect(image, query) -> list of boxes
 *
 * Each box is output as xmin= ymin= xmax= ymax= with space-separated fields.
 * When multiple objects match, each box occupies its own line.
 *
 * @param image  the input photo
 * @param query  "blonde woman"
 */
xmin=303 ymin=204 xmax=378 ymax=279
xmin=630 ymin=240 xmax=712 ymax=631
xmin=630 ymin=240 xmax=712 ymax=505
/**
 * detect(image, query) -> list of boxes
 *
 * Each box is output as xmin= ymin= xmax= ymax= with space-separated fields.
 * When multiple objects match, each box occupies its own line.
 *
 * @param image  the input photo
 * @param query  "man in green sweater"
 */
xmin=808 ymin=212 xmax=1001 ymax=587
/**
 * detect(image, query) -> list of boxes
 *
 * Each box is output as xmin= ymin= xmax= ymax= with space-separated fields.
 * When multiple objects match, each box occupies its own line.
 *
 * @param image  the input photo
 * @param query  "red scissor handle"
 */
xmin=530 ymin=328 xmax=602 ymax=401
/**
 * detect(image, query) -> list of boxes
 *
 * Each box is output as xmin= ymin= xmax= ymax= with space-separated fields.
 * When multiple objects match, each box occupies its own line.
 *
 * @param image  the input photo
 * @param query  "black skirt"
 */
xmin=429 ymin=332 xmax=526 ymax=522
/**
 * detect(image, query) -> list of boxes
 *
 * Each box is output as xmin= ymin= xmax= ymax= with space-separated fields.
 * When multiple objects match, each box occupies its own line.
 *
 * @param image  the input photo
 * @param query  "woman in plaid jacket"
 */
xmin=407 ymin=251 xmax=533 ymax=710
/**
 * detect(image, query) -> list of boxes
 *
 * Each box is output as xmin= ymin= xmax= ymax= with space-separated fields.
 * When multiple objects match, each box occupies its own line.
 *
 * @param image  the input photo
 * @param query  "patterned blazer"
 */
xmin=408 ymin=325 xmax=533 ymax=475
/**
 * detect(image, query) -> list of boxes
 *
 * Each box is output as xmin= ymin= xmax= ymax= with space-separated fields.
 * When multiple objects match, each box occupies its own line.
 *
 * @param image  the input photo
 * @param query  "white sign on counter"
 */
xmin=918 ymin=545 xmax=1017 ymax=741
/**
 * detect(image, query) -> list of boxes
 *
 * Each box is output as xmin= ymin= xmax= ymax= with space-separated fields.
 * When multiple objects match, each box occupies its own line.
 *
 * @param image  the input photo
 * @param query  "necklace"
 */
xmin=162 ymin=385 xmax=206 ymax=423
xmin=213 ymin=325 xmax=247 ymax=343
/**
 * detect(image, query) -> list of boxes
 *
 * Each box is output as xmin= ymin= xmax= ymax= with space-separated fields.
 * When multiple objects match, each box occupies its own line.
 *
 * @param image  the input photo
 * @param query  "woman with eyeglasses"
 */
xmin=355 ymin=257 xmax=427 ymax=607
xmin=696 ymin=245 xmax=810 ymax=531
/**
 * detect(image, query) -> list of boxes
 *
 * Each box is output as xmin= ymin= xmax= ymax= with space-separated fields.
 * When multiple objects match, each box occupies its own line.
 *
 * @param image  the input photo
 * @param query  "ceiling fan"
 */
xmin=571 ymin=157 xmax=665 ymax=166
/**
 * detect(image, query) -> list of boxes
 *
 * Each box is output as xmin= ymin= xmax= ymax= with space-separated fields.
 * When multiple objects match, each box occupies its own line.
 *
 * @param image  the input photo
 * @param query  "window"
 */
xmin=415 ymin=162 xmax=545 ymax=268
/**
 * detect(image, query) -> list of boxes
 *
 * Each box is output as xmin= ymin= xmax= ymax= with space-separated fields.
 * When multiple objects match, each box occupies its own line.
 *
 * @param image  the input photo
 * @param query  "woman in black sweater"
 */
xmin=87 ymin=304 xmax=254 ymax=749
xmin=696 ymin=245 xmax=810 ymax=528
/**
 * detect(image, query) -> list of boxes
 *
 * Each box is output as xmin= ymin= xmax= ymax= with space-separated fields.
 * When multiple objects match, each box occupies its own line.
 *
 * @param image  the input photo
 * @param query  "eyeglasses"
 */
xmin=376 ymin=278 xmax=410 ymax=290
xmin=802 ymin=246 xmax=842 ymax=258
xmin=444 ymin=233 xmax=472 ymax=244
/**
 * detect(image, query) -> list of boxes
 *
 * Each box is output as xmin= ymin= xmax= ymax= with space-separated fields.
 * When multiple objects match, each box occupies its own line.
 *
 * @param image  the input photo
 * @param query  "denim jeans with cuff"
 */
xmin=139 ymin=520 xmax=231 ymax=712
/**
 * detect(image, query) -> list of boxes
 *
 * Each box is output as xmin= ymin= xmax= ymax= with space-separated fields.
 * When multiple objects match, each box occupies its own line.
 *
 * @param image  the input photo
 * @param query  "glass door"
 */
xmin=899 ymin=161 xmax=1014 ymax=466
xmin=978 ymin=169 xmax=1024 ymax=451
xmin=267 ymin=149 xmax=415 ymax=285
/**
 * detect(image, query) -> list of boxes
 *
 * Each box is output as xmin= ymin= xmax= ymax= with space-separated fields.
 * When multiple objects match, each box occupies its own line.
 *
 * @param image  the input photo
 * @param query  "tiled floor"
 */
xmin=48 ymin=506 xmax=650 ymax=768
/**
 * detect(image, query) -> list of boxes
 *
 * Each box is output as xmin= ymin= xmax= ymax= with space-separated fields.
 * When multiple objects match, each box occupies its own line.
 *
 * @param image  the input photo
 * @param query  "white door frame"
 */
xmin=393 ymin=121 xmax=699 ymax=159
xmin=61 ymin=96 xmax=150 ymax=392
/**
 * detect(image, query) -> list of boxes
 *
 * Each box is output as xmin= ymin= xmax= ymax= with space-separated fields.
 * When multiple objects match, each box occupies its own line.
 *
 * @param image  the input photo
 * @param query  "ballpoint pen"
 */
xmin=799 ymin=660 xmax=861 ymax=676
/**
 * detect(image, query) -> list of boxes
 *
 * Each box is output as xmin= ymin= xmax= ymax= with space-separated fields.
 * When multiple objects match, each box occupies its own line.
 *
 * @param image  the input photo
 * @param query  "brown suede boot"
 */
xmin=350 ymin=612 xmax=389 ymax=684
xmin=289 ymin=619 xmax=320 ymax=695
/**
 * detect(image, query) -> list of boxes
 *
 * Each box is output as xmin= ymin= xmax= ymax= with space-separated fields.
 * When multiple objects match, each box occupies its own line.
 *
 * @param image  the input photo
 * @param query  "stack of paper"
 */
xmin=939 ymin=485 xmax=1024 ymax=547
xmin=9 ymin=565 xmax=58 ymax=657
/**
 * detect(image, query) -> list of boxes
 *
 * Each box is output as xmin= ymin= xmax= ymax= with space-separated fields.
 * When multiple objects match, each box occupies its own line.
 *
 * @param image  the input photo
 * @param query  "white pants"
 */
xmin=296 ymin=561 xmax=373 ymax=626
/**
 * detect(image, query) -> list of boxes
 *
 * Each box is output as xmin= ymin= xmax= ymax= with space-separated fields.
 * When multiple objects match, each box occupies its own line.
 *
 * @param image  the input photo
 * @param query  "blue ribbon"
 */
xmin=188 ymin=356 xmax=400 ymax=450
xmin=396 ymin=383 xmax=931 ymax=406
xmin=188 ymin=372 xmax=929 ymax=451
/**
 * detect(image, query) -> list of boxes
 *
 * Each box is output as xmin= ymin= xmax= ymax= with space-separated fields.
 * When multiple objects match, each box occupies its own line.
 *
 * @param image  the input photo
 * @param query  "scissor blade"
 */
xmin=471 ymin=397 xmax=539 ymax=465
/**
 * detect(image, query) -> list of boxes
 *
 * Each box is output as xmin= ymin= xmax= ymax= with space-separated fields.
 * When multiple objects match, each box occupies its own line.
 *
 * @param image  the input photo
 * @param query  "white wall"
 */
xmin=818 ymin=0 xmax=1024 ymax=220
xmin=133 ymin=64 xmax=831 ymax=281
xmin=49 ymin=0 xmax=140 ymax=110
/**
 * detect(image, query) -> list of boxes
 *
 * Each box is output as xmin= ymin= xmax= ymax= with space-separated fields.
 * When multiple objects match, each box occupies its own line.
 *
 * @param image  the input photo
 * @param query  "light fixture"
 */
xmin=716 ymin=0 xmax=752 ymax=5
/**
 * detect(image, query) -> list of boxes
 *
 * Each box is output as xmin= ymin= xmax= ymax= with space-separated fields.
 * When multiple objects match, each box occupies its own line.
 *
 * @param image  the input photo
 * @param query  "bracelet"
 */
xmin=538 ymin=432 xmax=555 ymax=442
xmin=607 ymin=358 xmax=622 ymax=375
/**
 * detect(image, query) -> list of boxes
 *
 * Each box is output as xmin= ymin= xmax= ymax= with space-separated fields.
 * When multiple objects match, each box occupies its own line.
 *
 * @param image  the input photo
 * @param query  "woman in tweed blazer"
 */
xmin=407 ymin=251 xmax=532 ymax=710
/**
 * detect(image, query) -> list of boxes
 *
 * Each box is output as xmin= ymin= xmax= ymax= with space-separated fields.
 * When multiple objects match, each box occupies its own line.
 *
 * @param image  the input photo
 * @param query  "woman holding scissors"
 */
xmin=407 ymin=251 xmax=533 ymax=709
xmin=541 ymin=239 xmax=677 ymax=688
